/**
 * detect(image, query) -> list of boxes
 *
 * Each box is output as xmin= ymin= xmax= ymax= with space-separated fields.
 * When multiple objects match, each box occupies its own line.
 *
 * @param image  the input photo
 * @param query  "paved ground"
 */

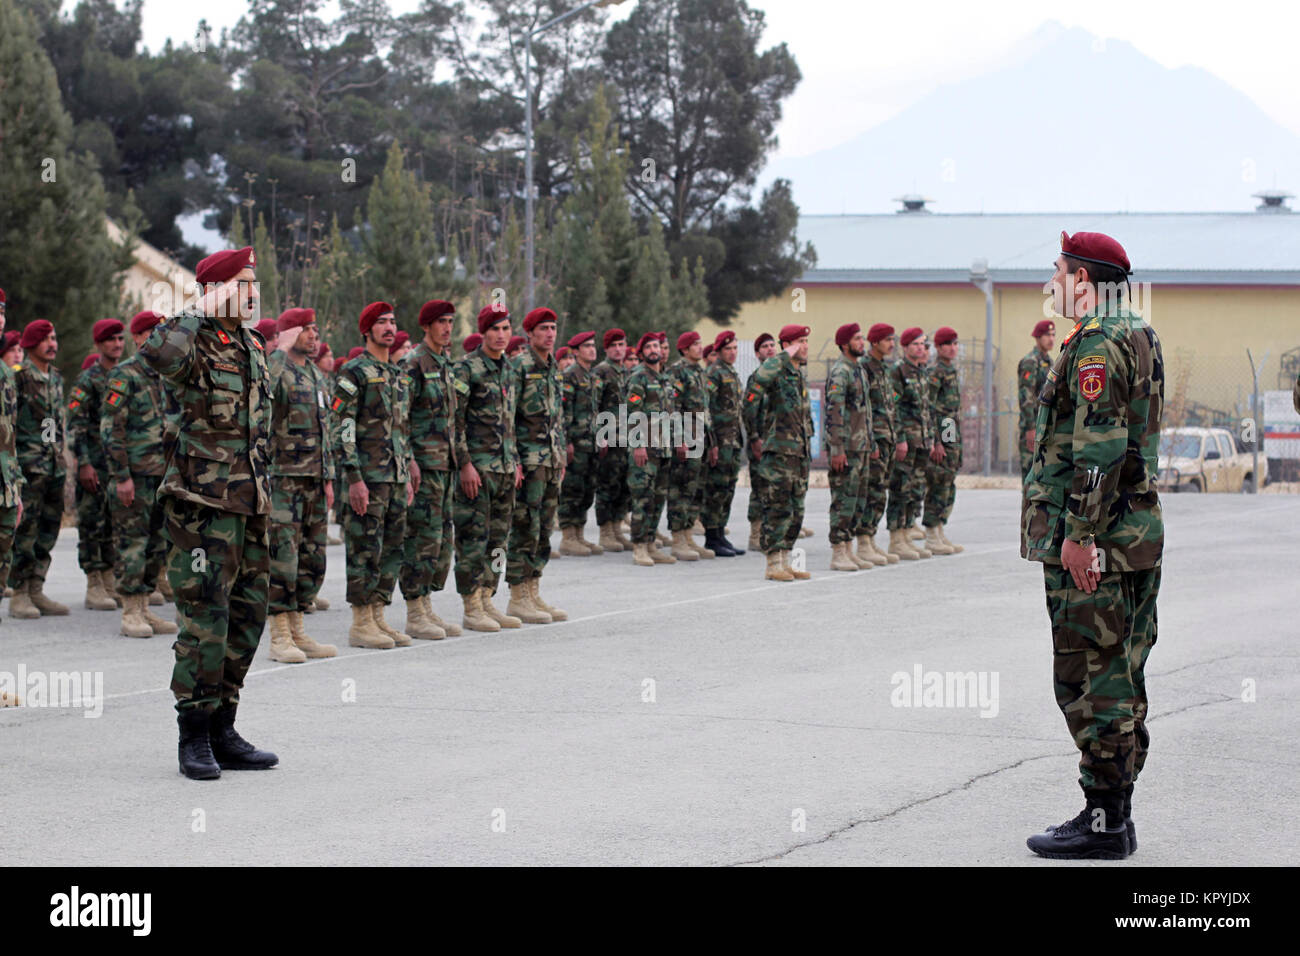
xmin=2 ymin=489 xmax=1296 ymax=866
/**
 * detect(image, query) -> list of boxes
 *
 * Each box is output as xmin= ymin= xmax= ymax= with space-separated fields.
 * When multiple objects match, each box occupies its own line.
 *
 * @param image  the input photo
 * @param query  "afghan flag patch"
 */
xmin=331 ymin=396 xmax=345 ymax=412
xmin=1078 ymin=354 xmax=1106 ymax=402
xmin=105 ymin=391 xmax=124 ymax=408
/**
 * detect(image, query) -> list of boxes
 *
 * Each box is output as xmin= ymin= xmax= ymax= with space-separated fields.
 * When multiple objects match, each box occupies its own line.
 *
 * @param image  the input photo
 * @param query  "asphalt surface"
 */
xmin=2 ymin=489 xmax=1296 ymax=866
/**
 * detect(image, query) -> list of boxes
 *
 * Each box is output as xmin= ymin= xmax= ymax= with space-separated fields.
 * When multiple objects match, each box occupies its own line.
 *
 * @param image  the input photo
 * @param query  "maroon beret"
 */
xmin=506 ymin=335 xmax=527 ymax=352
xmin=346 ymin=346 xmax=365 ymax=361
xmin=713 ymin=331 xmax=736 ymax=351
xmin=602 ymin=328 xmax=626 ymax=349
xmin=1032 ymin=319 xmax=1056 ymax=338
xmin=1061 ymin=230 xmax=1131 ymax=275
xmin=82 ymin=353 xmax=100 ymax=371
xmin=130 ymin=311 xmax=165 ymax=335
xmin=753 ymin=332 xmax=774 ymax=353
xmin=523 ymin=307 xmax=557 ymax=333
xmin=195 ymin=246 xmax=255 ymax=284
xmin=315 ymin=342 xmax=331 ymax=361
xmin=92 ymin=318 xmax=125 ymax=343
xmin=677 ymin=331 xmax=700 ymax=352
xmin=255 ymin=318 xmax=279 ymax=340
xmin=899 ymin=327 xmax=924 ymax=347
xmin=655 ymin=331 xmax=668 ymax=343
xmin=701 ymin=344 xmax=715 ymax=358
xmin=358 ymin=301 xmax=394 ymax=336
xmin=418 ymin=300 xmax=455 ymax=327
xmin=477 ymin=304 xmax=509 ymax=334
xmin=0 ymin=288 xmax=5 ymax=304
xmin=555 ymin=346 xmax=571 ymax=360
xmin=20 ymin=319 xmax=53 ymax=349
xmin=867 ymin=322 xmax=894 ymax=344
xmin=635 ymin=332 xmax=659 ymax=355
xmin=276 ymin=308 xmax=315 ymax=334
xmin=2 ymin=331 xmax=19 ymax=352
xmin=567 ymin=331 xmax=595 ymax=349
xmin=463 ymin=333 xmax=483 ymax=352
xmin=778 ymin=323 xmax=810 ymax=344
xmin=834 ymin=322 xmax=860 ymax=348
xmin=934 ymin=326 xmax=958 ymax=346
xmin=392 ymin=331 xmax=410 ymax=351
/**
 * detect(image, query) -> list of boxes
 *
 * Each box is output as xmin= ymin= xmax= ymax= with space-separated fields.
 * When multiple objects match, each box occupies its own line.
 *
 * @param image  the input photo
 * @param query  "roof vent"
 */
xmin=893 ymin=193 xmax=934 ymax=214
xmin=1252 ymin=189 xmax=1293 ymax=213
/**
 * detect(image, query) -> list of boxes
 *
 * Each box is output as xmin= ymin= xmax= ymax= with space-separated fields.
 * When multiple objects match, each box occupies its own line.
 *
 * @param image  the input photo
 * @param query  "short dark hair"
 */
xmin=1063 ymin=255 xmax=1128 ymax=288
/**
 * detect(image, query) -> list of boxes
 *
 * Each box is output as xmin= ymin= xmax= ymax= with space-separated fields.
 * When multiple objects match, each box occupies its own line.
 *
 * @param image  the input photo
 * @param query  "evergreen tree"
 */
xmin=252 ymin=210 xmax=281 ymax=319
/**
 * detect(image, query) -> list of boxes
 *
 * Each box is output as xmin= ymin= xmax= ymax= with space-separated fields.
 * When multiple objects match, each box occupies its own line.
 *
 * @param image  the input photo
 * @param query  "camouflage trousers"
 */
xmin=1019 ymin=437 xmax=1033 ymax=480
xmin=0 ymin=502 xmax=17 ymax=594
xmin=828 ymin=452 xmax=870 ymax=544
xmin=594 ymin=444 xmax=630 ymax=526
xmin=507 ymin=464 xmax=559 ymax=585
xmin=886 ymin=441 xmax=928 ymax=530
xmin=75 ymin=476 xmax=116 ymax=573
xmin=164 ymin=498 xmax=269 ymax=715
xmin=853 ymin=442 xmax=894 ymax=535
xmin=756 ymin=452 xmax=809 ymax=554
xmin=666 ymin=450 xmax=706 ymax=531
xmin=12 ymin=471 xmax=65 ymax=588
xmin=400 ymin=467 xmax=454 ymax=600
xmin=268 ymin=476 xmax=328 ymax=614
xmin=746 ymin=453 xmax=765 ymax=523
xmin=453 ymin=470 xmax=515 ymax=596
xmin=922 ymin=441 xmax=962 ymax=527
xmin=558 ymin=444 xmax=597 ymax=529
xmin=701 ymin=444 xmax=742 ymax=530
xmin=109 ymin=473 xmax=166 ymax=595
xmin=343 ymin=481 xmax=407 ymax=607
xmin=1043 ymin=564 xmax=1160 ymax=792
xmin=627 ymin=453 xmax=670 ymax=543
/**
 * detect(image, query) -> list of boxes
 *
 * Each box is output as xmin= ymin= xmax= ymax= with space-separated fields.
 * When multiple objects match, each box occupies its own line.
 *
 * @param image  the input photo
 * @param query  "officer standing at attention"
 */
xmin=744 ymin=332 xmax=778 ymax=552
xmin=886 ymin=327 xmax=934 ymax=560
xmin=592 ymin=329 xmax=632 ymax=553
xmin=701 ymin=331 xmax=745 ymax=557
xmin=0 ymin=289 xmax=23 ymax=625
xmin=824 ymin=323 xmax=872 ymax=572
xmin=665 ymin=331 xmax=714 ymax=561
xmin=1023 ymin=231 xmax=1163 ymax=860
xmin=557 ymin=330 xmax=603 ymax=557
xmin=625 ymin=332 xmax=676 ymax=567
xmin=1018 ymin=320 xmax=1056 ymax=480
xmin=854 ymin=323 xmax=898 ymax=567
xmin=921 ymin=326 xmax=963 ymax=555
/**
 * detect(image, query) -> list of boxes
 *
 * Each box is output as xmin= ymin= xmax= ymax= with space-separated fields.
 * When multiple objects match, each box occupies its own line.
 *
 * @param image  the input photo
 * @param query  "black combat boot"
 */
xmin=1027 ymin=791 xmax=1130 ymax=860
xmin=209 ymin=704 xmax=279 ymax=770
xmin=718 ymin=530 xmax=745 ymax=556
xmin=177 ymin=710 xmax=221 ymax=780
xmin=1122 ymin=785 xmax=1136 ymax=854
xmin=704 ymin=528 xmax=736 ymax=557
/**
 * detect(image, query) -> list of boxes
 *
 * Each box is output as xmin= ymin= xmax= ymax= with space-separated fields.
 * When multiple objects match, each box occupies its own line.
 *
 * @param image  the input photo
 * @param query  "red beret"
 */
xmin=867 ymin=322 xmax=894 ymax=344
xmin=82 ymin=353 xmax=100 ymax=371
xmin=523 ymin=307 xmax=557 ymax=333
xmin=778 ymin=323 xmax=810 ymax=344
xmin=0 ymin=288 xmax=5 ymax=304
xmin=555 ymin=346 xmax=571 ymax=360
xmin=2 ymin=331 xmax=19 ymax=352
xmin=713 ymin=331 xmax=736 ymax=351
xmin=1060 ymin=230 xmax=1131 ymax=275
xmin=130 ymin=310 xmax=165 ymax=335
xmin=834 ymin=322 xmax=860 ymax=348
xmin=899 ymin=327 xmax=924 ymax=347
xmin=677 ymin=331 xmax=700 ymax=352
xmin=392 ymin=331 xmax=409 ymax=351
xmin=655 ymin=331 xmax=668 ymax=342
xmin=507 ymin=336 xmax=527 ymax=352
xmin=934 ymin=326 xmax=958 ymax=346
xmin=567 ymin=331 xmax=595 ymax=349
xmin=315 ymin=342 xmax=331 ymax=361
xmin=255 ymin=318 xmax=279 ymax=339
xmin=92 ymin=318 xmax=124 ymax=343
xmin=602 ymin=328 xmax=626 ymax=349
xmin=276 ymin=308 xmax=315 ymax=334
xmin=635 ymin=332 xmax=659 ymax=354
xmin=20 ymin=319 xmax=53 ymax=349
xmin=463 ymin=333 xmax=483 ymax=352
xmin=359 ymin=301 xmax=394 ymax=336
xmin=195 ymin=246 xmax=255 ymax=284
xmin=1032 ymin=320 xmax=1056 ymax=338
xmin=753 ymin=332 xmax=774 ymax=353
xmin=701 ymin=344 xmax=714 ymax=358
xmin=418 ymin=300 xmax=455 ymax=327
xmin=477 ymin=304 xmax=509 ymax=334
xmin=346 ymin=346 xmax=365 ymax=361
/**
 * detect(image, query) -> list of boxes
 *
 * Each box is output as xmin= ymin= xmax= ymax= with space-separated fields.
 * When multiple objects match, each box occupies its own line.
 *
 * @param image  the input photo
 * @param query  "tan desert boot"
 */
xmin=577 ymin=526 xmax=604 ymax=555
xmin=147 ymin=589 xmax=164 ymax=606
xmin=0 ymin=690 xmax=19 ymax=707
xmin=267 ymin=613 xmax=307 ymax=663
xmin=691 ymin=518 xmax=705 ymax=535
xmin=872 ymin=533 xmax=900 ymax=564
xmin=912 ymin=532 xmax=933 ymax=558
xmin=670 ymin=530 xmax=699 ymax=561
xmin=371 ymin=603 xmax=413 ymax=645
xmin=102 ymin=568 xmax=124 ymax=607
xmin=649 ymin=541 xmax=677 ymax=564
xmin=156 ymin=570 xmax=175 ymax=602
xmin=855 ymin=534 xmax=886 ymax=568
xmin=461 ymin=589 xmax=500 ymax=633
xmin=799 ymin=526 xmax=814 ymax=538
xmin=784 ymin=550 xmax=811 ymax=580
xmin=289 ymin=610 xmax=337 ymax=657
xmin=507 ymin=581 xmax=551 ymax=624
xmin=940 ymin=524 xmax=964 ymax=553
xmin=688 ymin=534 xmax=715 ymax=559
xmin=655 ymin=529 xmax=672 ymax=547
xmin=9 ymin=582 xmax=41 ymax=619
xmin=924 ymin=526 xmax=954 ymax=555
xmin=348 ymin=603 xmax=395 ymax=649
xmin=907 ymin=521 xmax=925 ymax=541
xmin=559 ymin=526 xmax=591 ymax=556
xmin=531 ymin=578 xmax=568 ymax=621
xmin=405 ymin=597 xmax=446 ymax=640
xmin=480 ymin=587 xmax=522 ymax=628
xmin=119 ymin=593 xmax=153 ymax=638
xmin=748 ymin=519 xmax=762 ymax=551
xmin=888 ymin=529 xmax=921 ymax=561
xmin=614 ymin=522 xmax=633 ymax=549
xmin=312 ymin=594 xmax=331 ymax=610
xmin=765 ymin=551 xmax=794 ymax=581
xmin=422 ymin=595 xmax=460 ymax=636
xmin=84 ymin=571 xmax=117 ymax=610
xmin=598 ymin=523 xmax=624 ymax=552
xmin=632 ymin=542 xmax=655 ymax=567
xmin=28 ymin=582 xmax=69 ymax=616
xmin=830 ymin=541 xmax=861 ymax=571
xmin=143 ymin=603 xmax=179 ymax=634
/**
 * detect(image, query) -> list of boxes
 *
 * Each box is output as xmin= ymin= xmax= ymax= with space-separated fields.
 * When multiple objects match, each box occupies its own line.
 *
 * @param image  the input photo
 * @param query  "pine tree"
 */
xmin=364 ymin=142 xmax=439 ymax=329
xmin=252 ymin=211 xmax=281 ymax=320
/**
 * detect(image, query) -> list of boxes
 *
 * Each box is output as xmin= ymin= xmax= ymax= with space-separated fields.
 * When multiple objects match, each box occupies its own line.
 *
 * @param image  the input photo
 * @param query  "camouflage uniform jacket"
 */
xmin=268 ymin=350 xmax=335 ymax=481
xmin=1021 ymin=305 xmax=1164 ymax=570
xmin=859 ymin=354 xmax=897 ymax=451
xmin=514 ymin=346 xmax=565 ymax=468
xmin=706 ymin=359 xmax=744 ymax=450
xmin=140 ymin=311 xmax=271 ymax=515
xmin=666 ymin=358 xmax=714 ymax=450
xmin=890 ymin=358 xmax=932 ymax=448
xmin=68 ymin=361 xmax=112 ymax=472
xmin=742 ymin=351 xmax=812 ymax=458
xmin=452 ymin=347 xmax=518 ymax=475
xmin=0 ymin=361 xmax=23 ymax=505
xmin=927 ymin=360 xmax=962 ymax=447
xmin=562 ymin=361 xmax=600 ymax=450
xmin=15 ymin=358 xmax=66 ymax=476
xmin=101 ymin=355 xmax=167 ymax=480
xmin=1018 ymin=348 xmax=1052 ymax=437
xmin=330 ymin=351 xmax=411 ymax=486
xmin=402 ymin=342 xmax=457 ymax=473
xmin=593 ymin=358 xmax=626 ymax=447
xmin=823 ymin=355 xmax=872 ymax=457
xmin=625 ymin=363 xmax=675 ymax=457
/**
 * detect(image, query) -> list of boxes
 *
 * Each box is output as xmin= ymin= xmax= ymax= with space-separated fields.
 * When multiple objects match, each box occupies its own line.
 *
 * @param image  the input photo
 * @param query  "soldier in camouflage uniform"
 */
xmin=886 ymin=327 xmax=934 ymax=560
xmin=557 ymin=330 xmax=604 ymax=556
xmin=331 ymin=301 xmax=415 ymax=650
xmin=101 ymin=311 xmax=180 ymax=639
xmin=701 ymin=331 xmax=745 ymax=557
xmin=624 ymin=333 xmax=677 ymax=567
xmin=744 ymin=333 xmax=778 ymax=551
xmin=593 ymin=329 xmax=631 ymax=552
xmin=1023 ymin=231 xmax=1162 ymax=860
xmin=742 ymin=324 xmax=814 ymax=582
xmin=10 ymin=320 xmax=70 ymax=618
xmin=141 ymin=246 xmax=279 ymax=780
xmin=69 ymin=319 xmax=126 ymax=611
xmin=264 ymin=308 xmax=338 ymax=662
xmin=824 ymin=323 xmax=872 ymax=572
xmin=452 ymin=305 xmax=521 ymax=631
xmin=852 ymin=323 xmax=897 ymax=567
xmin=505 ymin=308 xmax=568 ymax=624
xmin=921 ymin=326 xmax=964 ymax=556
xmin=665 ymin=332 xmax=714 ymax=561
xmin=0 ymin=290 xmax=22 ymax=627
xmin=398 ymin=300 xmax=461 ymax=640
xmin=1018 ymin=320 xmax=1056 ymax=480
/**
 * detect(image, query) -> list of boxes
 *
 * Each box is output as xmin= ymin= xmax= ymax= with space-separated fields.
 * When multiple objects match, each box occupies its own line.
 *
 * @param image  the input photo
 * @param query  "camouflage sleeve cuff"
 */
xmin=343 ymin=466 xmax=362 ymax=486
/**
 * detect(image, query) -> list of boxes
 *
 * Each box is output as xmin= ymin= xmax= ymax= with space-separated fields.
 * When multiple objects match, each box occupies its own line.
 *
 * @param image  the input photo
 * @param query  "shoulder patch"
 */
xmin=453 ymin=379 xmax=470 ymax=396
xmin=337 ymin=377 xmax=358 ymax=395
xmin=1078 ymin=354 xmax=1106 ymax=402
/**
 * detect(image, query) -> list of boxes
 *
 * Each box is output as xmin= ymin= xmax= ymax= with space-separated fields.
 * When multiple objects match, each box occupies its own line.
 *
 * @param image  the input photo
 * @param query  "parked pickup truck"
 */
xmin=1156 ymin=426 xmax=1268 ymax=493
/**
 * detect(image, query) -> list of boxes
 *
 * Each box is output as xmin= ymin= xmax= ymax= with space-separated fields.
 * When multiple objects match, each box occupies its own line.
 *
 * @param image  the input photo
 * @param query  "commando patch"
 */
xmin=1078 ymin=354 xmax=1106 ymax=402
